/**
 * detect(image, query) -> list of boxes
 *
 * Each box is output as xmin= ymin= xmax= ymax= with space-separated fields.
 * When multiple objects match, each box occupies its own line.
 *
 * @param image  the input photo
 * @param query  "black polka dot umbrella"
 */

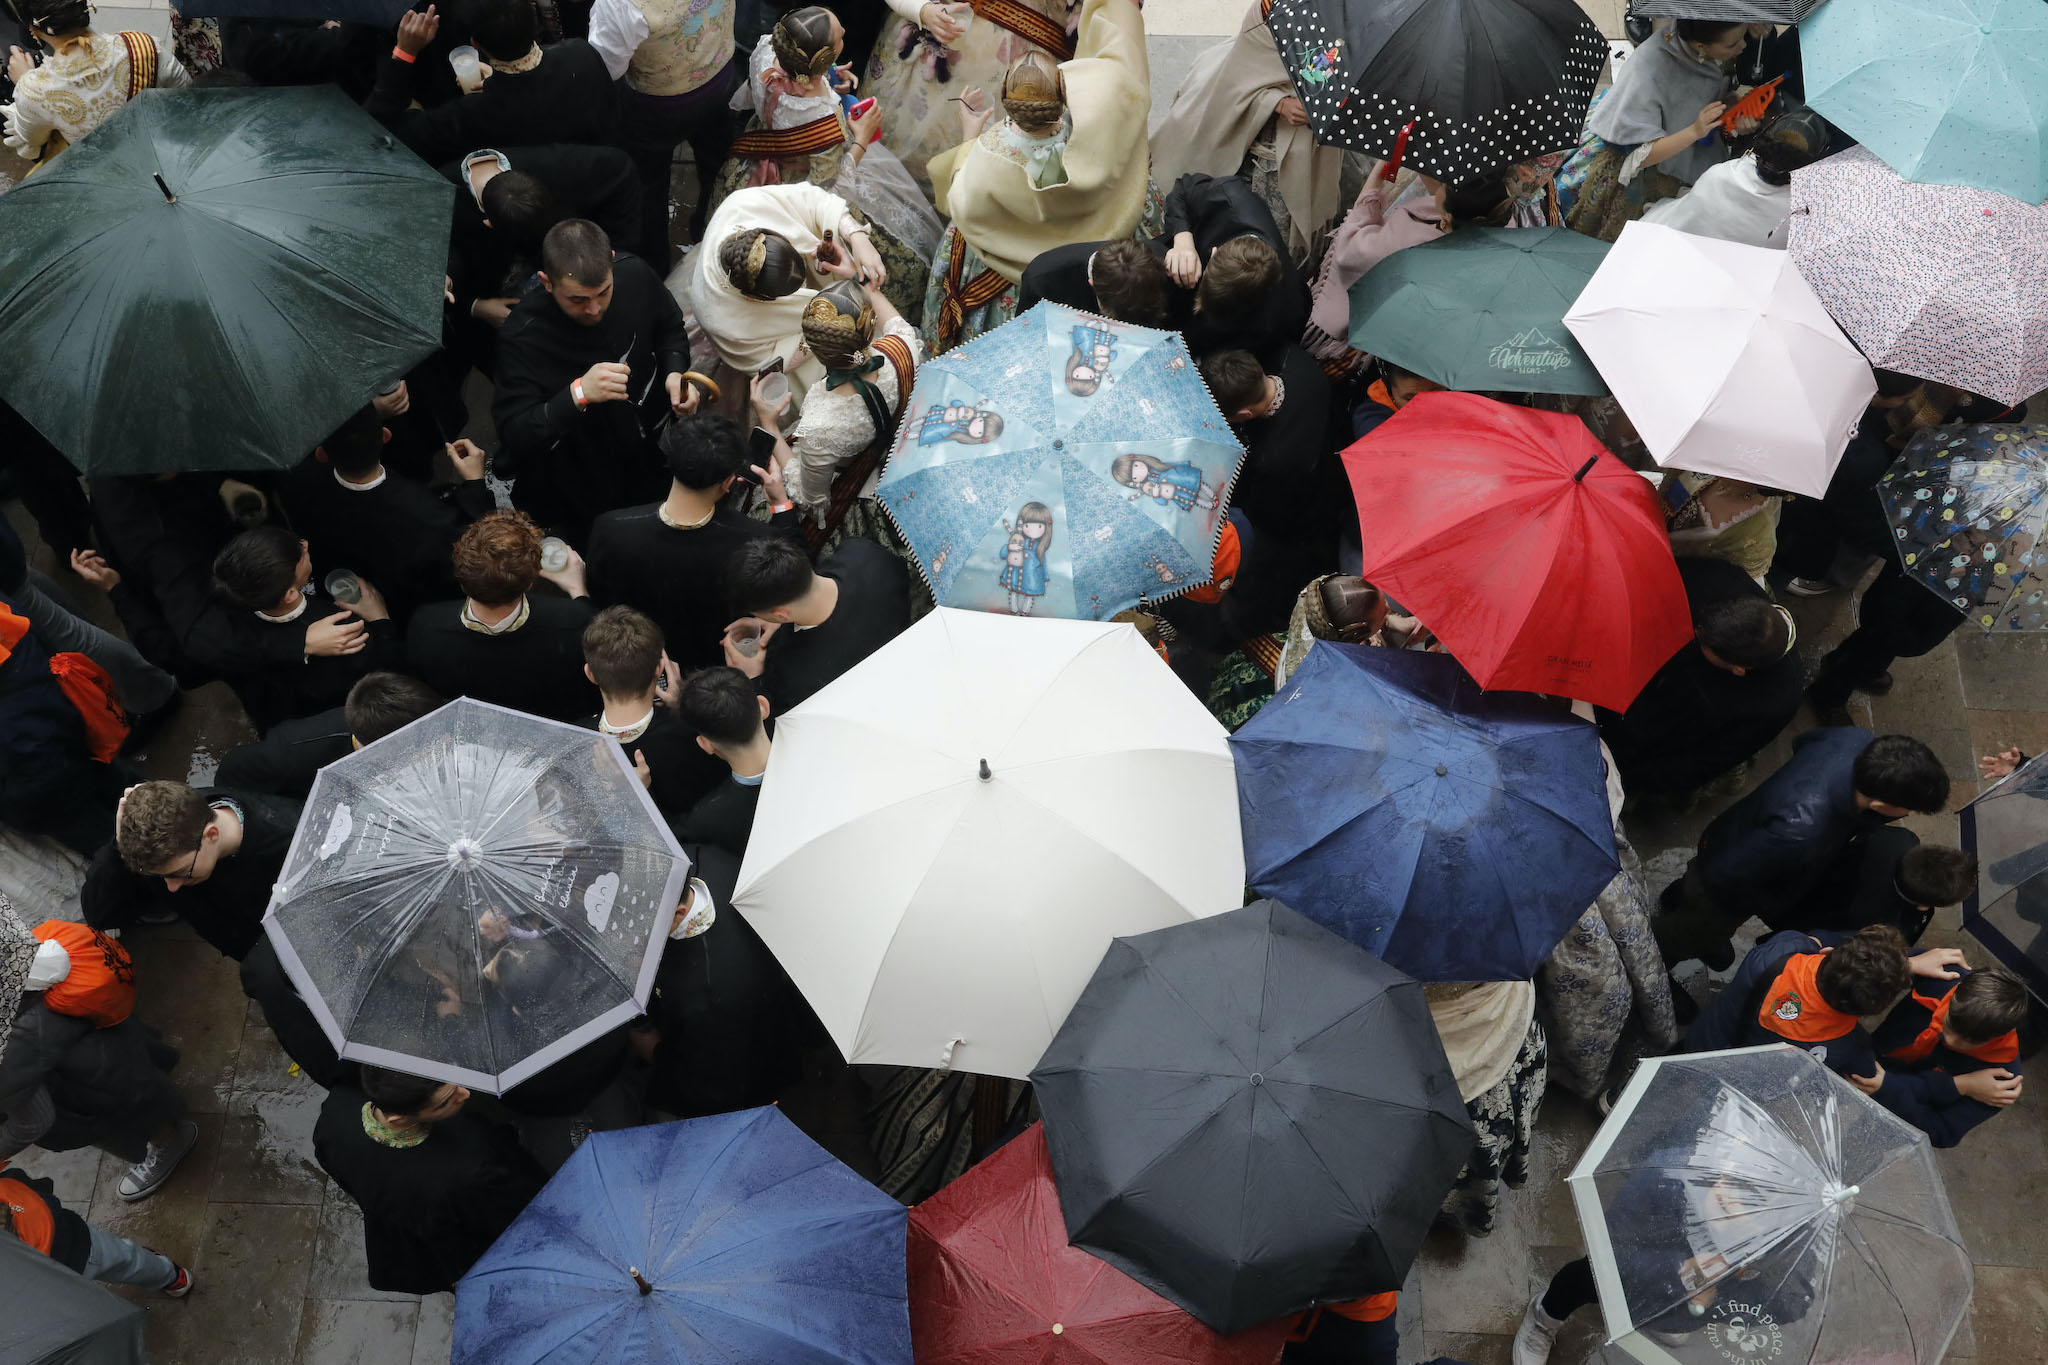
xmin=1267 ymin=0 xmax=1608 ymax=184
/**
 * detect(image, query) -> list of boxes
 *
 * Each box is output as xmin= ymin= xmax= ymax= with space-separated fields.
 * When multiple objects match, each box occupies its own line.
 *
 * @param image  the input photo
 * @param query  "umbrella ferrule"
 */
xmin=1571 ymin=455 xmax=1599 ymax=482
xmin=152 ymin=172 xmax=175 ymax=203
xmin=1825 ymin=1182 xmax=1860 ymax=1207
xmin=978 ymin=759 xmax=991 ymax=781
xmin=629 ymin=1266 xmax=654 ymax=1296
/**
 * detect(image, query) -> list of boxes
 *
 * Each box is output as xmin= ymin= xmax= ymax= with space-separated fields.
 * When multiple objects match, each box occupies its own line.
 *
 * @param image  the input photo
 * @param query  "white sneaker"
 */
xmin=119 ymin=1120 xmax=198 ymax=1201
xmin=1513 ymin=1291 xmax=1568 ymax=1365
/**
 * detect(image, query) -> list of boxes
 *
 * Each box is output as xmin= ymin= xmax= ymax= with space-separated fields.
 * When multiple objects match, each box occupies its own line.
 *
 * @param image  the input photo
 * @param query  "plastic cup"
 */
xmin=539 ymin=537 xmax=570 ymax=573
xmin=449 ymin=45 xmax=484 ymax=94
xmin=323 ymin=569 xmax=362 ymax=606
xmin=756 ymin=372 xmax=790 ymax=412
xmin=729 ymin=622 xmax=762 ymax=658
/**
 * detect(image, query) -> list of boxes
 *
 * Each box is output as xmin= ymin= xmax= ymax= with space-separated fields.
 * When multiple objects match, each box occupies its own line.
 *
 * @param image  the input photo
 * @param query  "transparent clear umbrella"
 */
xmin=1568 ymin=1044 xmax=1970 ymax=1365
xmin=263 ymin=699 xmax=689 ymax=1093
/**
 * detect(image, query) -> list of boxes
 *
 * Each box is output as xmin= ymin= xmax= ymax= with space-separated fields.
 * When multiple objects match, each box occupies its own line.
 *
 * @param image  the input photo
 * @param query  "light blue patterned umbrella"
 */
xmin=878 ymin=303 xmax=1245 ymax=621
xmin=1802 ymin=0 xmax=2048 ymax=204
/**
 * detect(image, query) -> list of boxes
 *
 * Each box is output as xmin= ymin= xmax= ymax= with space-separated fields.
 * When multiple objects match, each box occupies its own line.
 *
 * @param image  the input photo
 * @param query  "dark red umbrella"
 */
xmin=1341 ymin=391 xmax=1690 ymax=711
xmin=908 ymin=1124 xmax=1290 ymax=1365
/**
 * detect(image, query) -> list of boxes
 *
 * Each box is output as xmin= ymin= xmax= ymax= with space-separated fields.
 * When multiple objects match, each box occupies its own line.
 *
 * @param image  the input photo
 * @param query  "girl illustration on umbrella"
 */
xmin=1066 ymin=324 xmax=1118 ymax=396
xmin=997 ymin=502 xmax=1053 ymax=615
xmin=917 ymin=401 xmax=1005 ymax=445
xmin=1110 ymin=452 xmax=1219 ymax=512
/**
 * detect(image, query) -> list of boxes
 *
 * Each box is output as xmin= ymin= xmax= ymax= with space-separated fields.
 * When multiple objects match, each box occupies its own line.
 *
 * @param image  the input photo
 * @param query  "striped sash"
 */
xmin=973 ymin=0 xmax=1075 ymax=60
xmin=932 ymin=233 xmax=1009 ymax=353
xmin=729 ymin=112 xmax=846 ymax=160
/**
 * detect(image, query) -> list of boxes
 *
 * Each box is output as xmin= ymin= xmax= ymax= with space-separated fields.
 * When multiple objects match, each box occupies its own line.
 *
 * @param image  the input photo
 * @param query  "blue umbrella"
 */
xmin=1801 ymin=0 xmax=2048 ymax=204
xmin=877 ymin=302 xmax=1245 ymax=621
xmin=454 ymin=1107 xmax=911 ymax=1365
xmin=1230 ymin=643 xmax=1618 ymax=981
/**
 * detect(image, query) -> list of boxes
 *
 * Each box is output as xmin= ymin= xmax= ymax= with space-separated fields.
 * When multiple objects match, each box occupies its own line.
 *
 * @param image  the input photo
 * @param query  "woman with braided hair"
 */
xmin=707 ymin=5 xmax=941 ymax=321
xmin=4 ymin=0 xmax=189 ymax=171
xmin=920 ymin=0 xmax=1156 ymax=354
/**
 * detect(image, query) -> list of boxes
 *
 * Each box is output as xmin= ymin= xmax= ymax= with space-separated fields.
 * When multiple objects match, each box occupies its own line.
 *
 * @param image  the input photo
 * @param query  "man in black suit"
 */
xmin=443 ymin=144 xmax=644 ymax=371
xmin=492 ymin=219 xmax=697 ymax=547
xmin=577 ymin=606 xmax=724 ymax=819
xmin=216 ymin=671 xmax=445 ymax=800
xmin=1016 ymin=238 xmax=1176 ymax=327
xmin=722 ymin=535 xmax=909 ymax=719
xmin=369 ymin=0 xmax=620 ymax=167
xmin=1597 ymin=556 xmax=1806 ymax=800
xmin=281 ymin=408 xmax=496 ymax=629
xmin=405 ymin=510 xmax=595 ymax=721
xmin=585 ymin=415 xmax=803 ymax=669
xmin=673 ymin=666 xmax=771 ymax=859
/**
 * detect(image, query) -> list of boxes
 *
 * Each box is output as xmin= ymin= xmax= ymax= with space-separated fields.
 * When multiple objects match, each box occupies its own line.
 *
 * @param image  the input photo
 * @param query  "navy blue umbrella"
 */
xmin=454 ymin=1107 xmax=911 ymax=1364
xmin=1230 ymin=642 xmax=1617 ymax=981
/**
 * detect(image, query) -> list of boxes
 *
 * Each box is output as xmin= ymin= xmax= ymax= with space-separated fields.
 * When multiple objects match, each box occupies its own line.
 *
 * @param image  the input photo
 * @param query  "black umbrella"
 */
xmin=1267 ymin=0 xmax=1607 ymax=184
xmin=173 ymin=0 xmax=411 ymax=22
xmin=1029 ymin=899 xmax=1474 ymax=1334
xmin=0 ymin=86 xmax=452 ymax=477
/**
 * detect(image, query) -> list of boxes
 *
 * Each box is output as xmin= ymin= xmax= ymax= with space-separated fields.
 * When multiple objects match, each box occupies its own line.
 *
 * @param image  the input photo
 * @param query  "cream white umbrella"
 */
xmin=733 ymin=608 xmax=1245 ymax=1080
xmin=1563 ymin=221 xmax=1876 ymax=499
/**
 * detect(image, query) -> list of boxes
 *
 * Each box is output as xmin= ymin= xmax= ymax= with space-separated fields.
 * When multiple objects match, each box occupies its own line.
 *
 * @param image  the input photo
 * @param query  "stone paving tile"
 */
xmin=1965 ymin=709 xmax=2048 ymax=769
xmin=234 ymin=1001 xmax=316 ymax=1095
xmin=1956 ymin=633 xmax=2048 ymax=713
xmin=1936 ymin=1087 xmax=2048 ymax=1271
xmin=1969 ymin=1265 xmax=2048 ymax=1365
xmin=410 ymin=1293 xmax=456 ymax=1365
xmin=1420 ymin=1330 xmax=1514 ymax=1365
xmin=211 ymin=1088 xmax=329 ymax=1207
xmin=128 ymin=935 xmax=251 ymax=1115
xmin=310 ymin=1193 xmax=424 ymax=1306
xmin=87 ymin=1112 xmax=226 ymax=1272
xmin=293 ymin=1298 xmax=421 ymax=1365
xmin=12 ymin=1141 xmax=103 ymax=1206
xmin=142 ymin=1202 xmax=321 ymax=1365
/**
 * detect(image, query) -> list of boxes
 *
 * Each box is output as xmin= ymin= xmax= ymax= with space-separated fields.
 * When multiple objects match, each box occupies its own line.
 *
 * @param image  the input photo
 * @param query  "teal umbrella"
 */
xmin=1346 ymin=226 xmax=1611 ymax=396
xmin=1802 ymin=0 xmax=2048 ymax=204
xmin=0 ymin=86 xmax=453 ymax=477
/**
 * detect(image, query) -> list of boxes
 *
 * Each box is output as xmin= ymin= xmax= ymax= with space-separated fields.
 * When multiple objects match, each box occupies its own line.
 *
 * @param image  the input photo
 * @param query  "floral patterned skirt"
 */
xmin=1558 ymin=141 xmax=1686 ymax=244
xmin=1437 ymin=1019 xmax=1547 ymax=1238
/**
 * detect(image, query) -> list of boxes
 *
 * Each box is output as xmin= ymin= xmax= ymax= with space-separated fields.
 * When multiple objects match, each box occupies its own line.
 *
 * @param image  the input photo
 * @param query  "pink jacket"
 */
xmin=1305 ymin=184 xmax=1444 ymax=359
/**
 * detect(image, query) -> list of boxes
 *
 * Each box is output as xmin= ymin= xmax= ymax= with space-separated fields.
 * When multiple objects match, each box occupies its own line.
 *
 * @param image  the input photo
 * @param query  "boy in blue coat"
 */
xmin=1858 ymin=964 xmax=2027 ymax=1148
xmin=1683 ymin=925 xmax=1914 ymax=1083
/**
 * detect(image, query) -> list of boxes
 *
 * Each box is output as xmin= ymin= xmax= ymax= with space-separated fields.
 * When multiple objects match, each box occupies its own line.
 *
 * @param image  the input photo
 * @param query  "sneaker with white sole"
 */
xmin=1783 ymin=576 xmax=1837 ymax=597
xmin=1513 ymin=1291 xmax=1568 ymax=1365
xmin=159 ymin=1262 xmax=194 ymax=1297
xmin=119 ymin=1120 xmax=198 ymax=1201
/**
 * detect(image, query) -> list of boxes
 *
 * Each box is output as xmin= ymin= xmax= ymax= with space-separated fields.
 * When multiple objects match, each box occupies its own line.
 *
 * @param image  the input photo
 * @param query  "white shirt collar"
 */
xmin=668 ymin=876 xmax=717 ymax=939
xmin=462 ymin=597 xmax=529 ymax=635
xmin=259 ymin=595 xmax=310 ymax=625
xmin=598 ymin=707 xmax=655 ymax=742
xmin=335 ymin=467 xmax=388 ymax=492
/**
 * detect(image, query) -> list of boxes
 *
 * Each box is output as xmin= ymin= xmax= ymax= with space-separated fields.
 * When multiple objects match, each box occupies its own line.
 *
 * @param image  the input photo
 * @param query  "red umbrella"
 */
xmin=1341 ymin=392 xmax=1691 ymax=711
xmin=909 ymin=1124 xmax=1290 ymax=1364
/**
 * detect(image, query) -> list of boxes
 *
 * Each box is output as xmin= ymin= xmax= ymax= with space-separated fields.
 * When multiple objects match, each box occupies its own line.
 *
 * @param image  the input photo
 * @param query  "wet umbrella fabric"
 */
xmin=1877 ymin=422 xmax=2048 ymax=633
xmin=0 ymin=1234 xmax=146 ymax=1365
xmin=1787 ymin=147 xmax=2048 ymax=406
xmin=0 ymin=86 xmax=452 ymax=477
xmin=1266 ymin=0 xmax=1607 ymax=184
xmin=906 ymin=1123 xmax=1293 ymax=1364
xmin=1348 ymin=226 xmax=1609 ymax=396
xmin=263 ymin=698 xmax=689 ymax=1093
xmin=1030 ymin=901 xmax=1474 ymax=1333
xmin=1801 ymin=0 xmax=2048 ymax=204
xmin=1570 ymin=1044 xmax=1972 ymax=1365
xmin=455 ymin=1108 xmax=910 ymax=1365
xmin=1340 ymin=390 xmax=1691 ymax=710
xmin=1960 ymin=753 xmax=2048 ymax=1002
xmin=1230 ymin=645 xmax=1618 ymax=981
xmin=1624 ymin=0 xmax=1822 ymax=21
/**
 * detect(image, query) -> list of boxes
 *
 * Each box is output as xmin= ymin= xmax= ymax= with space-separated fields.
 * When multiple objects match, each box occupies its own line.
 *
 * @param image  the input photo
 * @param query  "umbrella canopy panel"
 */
xmin=1032 ymin=901 xmax=1474 ymax=1333
xmin=1348 ymin=226 xmax=1611 ymax=396
xmin=1878 ymin=422 xmax=2048 ymax=633
xmin=734 ymin=609 xmax=1245 ymax=1080
xmin=0 ymin=86 xmax=452 ymax=477
xmin=1801 ymin=0 xmax=2048 ymax=204
xmin=0 ymin=1233 xmax=147 ymax=1365
xmin=1231 ymin=645 xmax=1619 ymax=981
xmin=265 ymin=698 xmax=689 ymax=1093
xmin=1627 ymin=0 xmax=1823 ymax=22
xmin=908 ymin=1124 xmax=1293 ymax=1365
xmin=1563 ymin=220 xmax=1875 ymax=499
xmin=457 ymin=1108 xmax=910 ymax=1365
xmin=1268 ymin=0 xmax=1607 ymax=183
xmin=1961 ymin=754 xmax=2048 ymax=1002
xmin=1569 ymin=1045 xmax=1971 ymax=1365
xmin=1788 ymin=147 xmax=2048 ymax=406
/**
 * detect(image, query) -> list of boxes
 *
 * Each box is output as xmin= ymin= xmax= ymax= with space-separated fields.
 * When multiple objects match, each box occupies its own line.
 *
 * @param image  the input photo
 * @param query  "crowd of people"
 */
xmin=0 ymin=0 xmax=2037 ymax=1359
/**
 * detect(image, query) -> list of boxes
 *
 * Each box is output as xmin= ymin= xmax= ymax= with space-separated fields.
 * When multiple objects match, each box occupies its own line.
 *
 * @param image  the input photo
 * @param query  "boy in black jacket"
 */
xmin=1861 ymin=964 xmax=2028 ymax=1148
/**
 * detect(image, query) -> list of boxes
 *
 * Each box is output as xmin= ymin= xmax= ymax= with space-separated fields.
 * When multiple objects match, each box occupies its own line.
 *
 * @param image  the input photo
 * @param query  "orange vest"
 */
xmin=32 ymin=921 xmax=136 ymax=1028
xmin=1756 ymin=952 xmax=1858 ymax=1044
xmin=0 ymin=1174 xmax=56 ymax=1256
xmin=1290 ymin=1291 xmax=1397 ymax=1340
xmin=1885 ymin=986 xmax=2019 ymax=1066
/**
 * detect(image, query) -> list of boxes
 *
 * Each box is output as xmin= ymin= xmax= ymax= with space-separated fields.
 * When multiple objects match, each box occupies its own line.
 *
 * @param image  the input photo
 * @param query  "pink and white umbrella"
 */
xmin=1789 ymin=147 xmax=2048 ymax=406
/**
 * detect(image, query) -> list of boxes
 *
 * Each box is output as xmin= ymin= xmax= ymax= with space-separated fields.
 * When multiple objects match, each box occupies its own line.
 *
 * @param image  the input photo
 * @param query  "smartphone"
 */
xmin=739 ymin=425 xmax=779 ymax=485
xmin=846 ymin=96 xmax=876 ymax=121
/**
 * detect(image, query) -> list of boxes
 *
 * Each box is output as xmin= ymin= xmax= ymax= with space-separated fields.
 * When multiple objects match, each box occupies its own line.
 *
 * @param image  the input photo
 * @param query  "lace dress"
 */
xmin=708 ymin=35 xmax=943 ymax=322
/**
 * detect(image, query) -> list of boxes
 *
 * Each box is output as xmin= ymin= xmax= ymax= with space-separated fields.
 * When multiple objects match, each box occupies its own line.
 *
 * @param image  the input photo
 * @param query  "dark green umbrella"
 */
xmin=0 ymin=86 xmax=453 ymax=477
xmin=1348 ymin=225 xmax=1611 ymax=396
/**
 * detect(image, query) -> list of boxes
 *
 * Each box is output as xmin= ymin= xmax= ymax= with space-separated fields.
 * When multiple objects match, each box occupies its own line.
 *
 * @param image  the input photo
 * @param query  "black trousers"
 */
xmin=1542 ymin=1257 xmax=1600 ymax=1319
xmin=1283 ymin=1310 xmax=1397 ymax=1365
xmin=0 ymin=402 xmax=90 ymax=562
xmin=622 ymin=63 xmax=742 ymax=266
xmin=1807 ymin=563 xmax=1967 ymax=709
